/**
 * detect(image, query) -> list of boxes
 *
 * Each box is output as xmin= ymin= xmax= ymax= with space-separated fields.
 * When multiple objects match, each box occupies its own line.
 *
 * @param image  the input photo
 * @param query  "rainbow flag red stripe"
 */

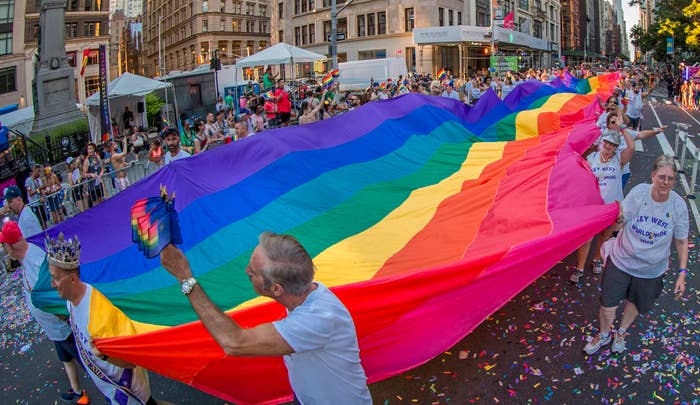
xmin=437 ymin=68 xmax=446 ymax=80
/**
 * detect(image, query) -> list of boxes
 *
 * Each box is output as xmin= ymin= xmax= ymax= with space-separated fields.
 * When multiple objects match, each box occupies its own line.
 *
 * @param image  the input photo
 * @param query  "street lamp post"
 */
xmin=158 ymin=15 xmax=169 ymax=127
xmin=330 ymin=0 xmax=355 ymax=70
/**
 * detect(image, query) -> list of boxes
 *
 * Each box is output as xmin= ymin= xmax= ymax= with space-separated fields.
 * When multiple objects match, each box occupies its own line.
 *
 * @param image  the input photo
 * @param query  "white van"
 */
xmin=337 ymin=57 xmax=408 ymax=90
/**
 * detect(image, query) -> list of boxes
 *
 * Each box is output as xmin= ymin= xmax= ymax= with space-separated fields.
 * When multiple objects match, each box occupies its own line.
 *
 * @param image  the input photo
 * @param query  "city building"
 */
xmin=0 ymin=0 xmax=28 ymax=110
xmin=110 ymin=10 xmax=144 ymax=79
xmin=21 ymin=0 xmax=111 ymax=107
xmin=271 ymin=0 xmax=560 ymax=76
xmin=142 ymin=0 xmax=271 ymax=78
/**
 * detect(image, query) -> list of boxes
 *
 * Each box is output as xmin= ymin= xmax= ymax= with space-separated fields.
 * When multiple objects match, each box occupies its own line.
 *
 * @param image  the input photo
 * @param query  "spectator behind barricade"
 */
xmin=83 ymin=143 xmax=105 ymax=207
xmin=234 ymin=121 xmax=250 ymax=141
xmin=180 ymin=119 xmax=195 ymax=155
xmin=214 ymin=111 xmax=230 ymax=138
xmin=65 ymin=157 xmax=86 ymax=213
xmin=252 ymin=105 xmax=266 ymax=132
xmin=215 ymin=96 xmax=226 ymax=113
xmin=109 ymin=137 xmax=130 ymax=192
xmin=274 ymin=79 xmax=292 ymax=127
xmin=238 ymin=108 xmax=254 ymax=135
xmin=25 ymin=164 xmax=48 ymax=227
xmin=148 ymin=139 xmax=163 ymax=174
xmin=42 ymin=166 xmax=64 ymax=224
xmin=441 ymin=82 xmax=461 ymax=100
xmin=225 ymin=89 xmax=235 ymax=110
xmin=194 ymin=119 xmax=210 ymax=154
xmin=122 ymin=106 xmax=134 ymax=131
xmin=299 ymin=90 xmax=328 ymax=125
xmin=205 ymin=112 xmax=224 ymax=143
xmin=262 ymin=66 xmax=277 ymax=91
xmin=163 ymin=128 xmax=190 ymax=164
xmin=3 ymin=185 xmax=43 ymax=237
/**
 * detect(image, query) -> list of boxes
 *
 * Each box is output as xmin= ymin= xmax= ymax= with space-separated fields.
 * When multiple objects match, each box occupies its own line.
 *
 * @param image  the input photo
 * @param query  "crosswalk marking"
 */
xmin=635 ymin=139 xmax=644 ymax=152
xmin=651 ymin=97 xmax=657 ymax=103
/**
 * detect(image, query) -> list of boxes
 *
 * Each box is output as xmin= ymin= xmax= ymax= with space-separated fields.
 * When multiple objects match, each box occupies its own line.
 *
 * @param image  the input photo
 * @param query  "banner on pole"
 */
xmin=98 ymin=44 xmax=111 ymax=143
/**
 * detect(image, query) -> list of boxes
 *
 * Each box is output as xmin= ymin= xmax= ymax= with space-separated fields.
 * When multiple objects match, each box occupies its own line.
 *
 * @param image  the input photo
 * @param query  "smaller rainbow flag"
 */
xmin=331 ymin=68 xmax=340 ymax=78
xmin=80 ymin=49 xmax=90 ymax=77
xmin=130 ymin=186 xmax=182 ymax=259
xmin=322 ymin=72 xmax=334 ymax=88
xmin=437 ymin=68 xmax=446 ymax=80
xmin=379 ymin=83 xmax=386 ymax=90
xmin=261 ymin=90 xmax=275 ymax=100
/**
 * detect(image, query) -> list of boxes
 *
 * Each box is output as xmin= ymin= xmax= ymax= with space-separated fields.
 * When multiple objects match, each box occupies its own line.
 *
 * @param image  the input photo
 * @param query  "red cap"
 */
xmin=0 ymin=221 xmax=23 ymax=245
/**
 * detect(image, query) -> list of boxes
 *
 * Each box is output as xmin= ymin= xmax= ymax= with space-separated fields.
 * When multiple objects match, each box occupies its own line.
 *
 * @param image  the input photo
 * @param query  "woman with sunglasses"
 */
xmin=584 ymin=155 xmax=688 ymax=355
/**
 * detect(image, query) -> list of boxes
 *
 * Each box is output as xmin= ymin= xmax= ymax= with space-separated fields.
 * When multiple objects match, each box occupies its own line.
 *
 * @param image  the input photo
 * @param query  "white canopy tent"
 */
xmin=86 ymin=73 xmax=175 ymax=142
xmin=235 ymin=42 xmax=326 ymax=68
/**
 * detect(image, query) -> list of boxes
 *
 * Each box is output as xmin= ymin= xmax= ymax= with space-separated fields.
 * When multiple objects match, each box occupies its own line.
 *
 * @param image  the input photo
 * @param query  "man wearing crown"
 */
xmin=46 ymin=233 xmax=172 ymax=405
xmin=0 ymin=222 xmax=90 ymax=404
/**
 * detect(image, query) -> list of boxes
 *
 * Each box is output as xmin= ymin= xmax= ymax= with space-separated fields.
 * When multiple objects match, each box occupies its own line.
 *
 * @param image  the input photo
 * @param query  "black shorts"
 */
xmin=600 ymin=260 xmax=664 ymax=314
xmin=53 ymin=333 xmax=79 ymax=362
xmin=278 ymin=112 xmax=291 ymax=123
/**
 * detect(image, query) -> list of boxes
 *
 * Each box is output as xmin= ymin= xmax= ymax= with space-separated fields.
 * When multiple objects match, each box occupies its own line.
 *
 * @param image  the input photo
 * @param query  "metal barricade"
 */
xmin=26 ymin=161 xmax=151 ymax=228
xmin=672 ymin=122 xmax=699 ymax=199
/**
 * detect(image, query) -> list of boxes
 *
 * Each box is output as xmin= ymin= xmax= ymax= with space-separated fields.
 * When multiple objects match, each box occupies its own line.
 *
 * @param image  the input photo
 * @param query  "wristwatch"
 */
xmin=181 ymin=277 xmax=198 ymax=296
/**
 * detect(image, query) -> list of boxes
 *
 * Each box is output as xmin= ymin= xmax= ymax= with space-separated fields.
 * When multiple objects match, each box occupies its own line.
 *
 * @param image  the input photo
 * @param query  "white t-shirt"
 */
xmin=500 ymin=84 xmax=514 ymax=99
xmin=626 ymin=92 xmax=643 ymax=119
xmin=441 ymin=90 xmax=460 ymax=100
xmin=587 ymin=152 xmax=624 ymax=204
xmin=68 ymin=284 xmax=151 ymax=404
xmin=163 ymin=149 xmax=191 ymax=164
xmin=19 ymin=205 xmax=43 ymax=238
xmin=273 ymin=283 xmax=371 ymax=405
xmin=22 ymin=243 xmax=71 ymax=341
xmin=610 ymin=184 xmax=689 ymax=278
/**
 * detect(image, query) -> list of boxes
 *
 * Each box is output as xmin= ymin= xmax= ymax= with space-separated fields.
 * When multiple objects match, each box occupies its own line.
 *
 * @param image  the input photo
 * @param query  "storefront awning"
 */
xmin=413 ymin=25 xmax=549 ymax=52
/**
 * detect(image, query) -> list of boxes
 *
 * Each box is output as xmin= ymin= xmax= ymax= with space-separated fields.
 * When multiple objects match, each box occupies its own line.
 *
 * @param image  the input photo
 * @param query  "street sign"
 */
xmin=327 ymin=32 xmax=346 ymax=41
xmin=667 ymin=37 xmax=674 ymax=55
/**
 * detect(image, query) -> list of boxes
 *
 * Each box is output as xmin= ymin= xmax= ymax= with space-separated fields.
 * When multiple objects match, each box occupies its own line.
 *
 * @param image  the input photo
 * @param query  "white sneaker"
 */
xmin=611 ymin=331 xmax=627 ymax=353
xmin=569 ymin=269 xmax=584 ymax=283
xmin=592 ymin=260 xmax=604 ymax=274
xmin=584 ymin=333 xmax=611 ymax=355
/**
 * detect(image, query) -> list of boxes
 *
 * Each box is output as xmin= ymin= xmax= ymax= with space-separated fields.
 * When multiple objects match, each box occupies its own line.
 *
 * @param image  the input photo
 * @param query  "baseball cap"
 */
xmin=3 ymin=185 xmax=21 ymax=200
xmin=66 ymin=156 xmax=74 ymax=165
xmin=0 ymin=221 xmax=22 ymax=245
xmin=601 ymin=130 xmax=621 ymax=146
xmin=240 ymin=108 xmax=252 ymax=115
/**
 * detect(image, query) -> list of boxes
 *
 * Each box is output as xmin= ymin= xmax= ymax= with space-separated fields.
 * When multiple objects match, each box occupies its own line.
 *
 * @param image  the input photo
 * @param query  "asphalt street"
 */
xmin=1 ymin=91 xmax=698 ymax=404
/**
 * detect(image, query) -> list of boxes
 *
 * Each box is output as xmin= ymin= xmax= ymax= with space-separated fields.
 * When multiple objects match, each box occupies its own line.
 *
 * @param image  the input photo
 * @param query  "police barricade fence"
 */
xmin=672 ymin=122 xmax=700 ymax=199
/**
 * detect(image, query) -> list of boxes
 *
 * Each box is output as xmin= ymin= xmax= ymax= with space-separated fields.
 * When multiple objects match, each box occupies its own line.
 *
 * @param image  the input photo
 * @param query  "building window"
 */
xmin=458 ymin=11 xmax=462 ymax=25
xmin=301 ymin=25 xmax=308 ymax=44
xmin=518 ymin=0 xmax=528 ymax=11
xmin=301 ymin=0 xmax=307 ymax=13
xmin=67 ymin=51 xmax=76 ymax=67
xmin=358 ymin=49 xmax=386 ymax=60
xmin=357 ymin=14 xmax=365 ymax=37
xmin=367 ymin=13 xmax=375 ymax=36
xmin=246 ymin=20 xmax=254 ymax=32
xmin=259 ymin=4 xmax=267 ymax=16
xmin=202 ymin=18 xmax=208 ymax=32
xmin=232 ymin=19 xmax=241 ymax=32
xmin=278 ymin=29 xmax=283 ymax=42
xmin=378 ymin=11 xmax=386 ymax=35
xmin=295 ymin=26 xmax=301 ymax=46
xmin=278 ymin=2 xmax=283 ymax=18
xmin=84 ymin=76 xmax=100 ymax=97
xmin=0 ymin=32 xmax=11 ymax=56
xmin=87 ymin=49 xmax=99 ymax=65
xmin=202 ymin=1 xmax=208 ymax=12
xmin=221 ymin=17 xmax=226 ymax=31
xmin=259 ymin=20 xmax=267 ymax=33
xmin=448 ymin=9 xmax=453 ymax=25
xmin=221 ymin=0 xmax=226 ymax=12
xmin=323 ymin=18 xmax=346 ymax=42
xmin=246 ymin=40 xmax=254 ymax=56
xmin=83 ymin=22 xmax=98 ymax=37
xmin=308 ymin=23 xmax=315 ymax=43
xmin=0 ymin=0 xmax=14 ymax=24
xmin=246 ymin=2 xmax=254 ymax=15
xmin=295 ymin=0 xmax=300 ymax=14
xmin=404 ymin=7 xmax=414 ymax=32
xmin=438 ymin=8 xmax=444 ymax=26
xmin=259 ymin=40 xmax=267 ymax=49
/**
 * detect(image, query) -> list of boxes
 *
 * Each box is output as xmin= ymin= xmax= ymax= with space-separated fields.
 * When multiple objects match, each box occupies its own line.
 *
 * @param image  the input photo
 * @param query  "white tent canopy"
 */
xmin=235 ymin=42 xmax=325 ymax=68
xmin=86 ymin=73 xmax=175 ymax=143
xmin=86 ymin=72 xmax=172 ymax=105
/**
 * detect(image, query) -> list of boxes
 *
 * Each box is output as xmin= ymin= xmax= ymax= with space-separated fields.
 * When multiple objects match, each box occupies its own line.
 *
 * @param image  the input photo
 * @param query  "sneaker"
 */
xmin=592 ymin=260 xmax=603 ymax=274
xmin=60 ymin=389 xmax=90 ymax=404
xmin=569 ymin=269 xmax=584 ymax=283
xmin=611 ymin=331 xmax=628 ymax=353
xmin=583 ymin=333 xmax=611 ymax=355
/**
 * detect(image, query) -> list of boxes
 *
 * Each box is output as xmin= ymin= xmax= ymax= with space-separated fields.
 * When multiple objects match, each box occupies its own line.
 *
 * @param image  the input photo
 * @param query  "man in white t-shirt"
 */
xmin=163 ymin=128 xmax=191 ymax=165
xmin=47 ymin=233 xmax=173 ymax=405
xmin=625 ymin=81 xmax=652 ymax=131
xmin=23 ymin=164 xmax=48 ymax=227
xmin=0 ymin=222 xmax=90 ymax=404
xmin=160 ymin=231 xmax=372 ymax=404
xmin=441 ymin=83 xmax=461 ymax=100
xmin=3 ymin=185 xmax=43 ymax=237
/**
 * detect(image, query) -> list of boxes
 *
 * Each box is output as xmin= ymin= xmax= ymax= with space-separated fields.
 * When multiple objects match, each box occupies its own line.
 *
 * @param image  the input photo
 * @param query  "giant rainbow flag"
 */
xmin=31 ymin=73 xmax=620 ymax=404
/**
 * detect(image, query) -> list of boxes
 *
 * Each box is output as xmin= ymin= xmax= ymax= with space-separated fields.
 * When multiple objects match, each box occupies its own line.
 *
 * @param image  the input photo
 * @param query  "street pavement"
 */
xmin=1 ymin=92 xmax=698 ymax=404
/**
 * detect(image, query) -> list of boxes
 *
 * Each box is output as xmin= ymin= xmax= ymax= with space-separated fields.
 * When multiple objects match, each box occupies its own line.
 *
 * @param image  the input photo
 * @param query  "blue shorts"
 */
xmin=53 ymin=333 xmax=78 ymax=363
xmin=621 ymin=173 xmax=631 ymax=189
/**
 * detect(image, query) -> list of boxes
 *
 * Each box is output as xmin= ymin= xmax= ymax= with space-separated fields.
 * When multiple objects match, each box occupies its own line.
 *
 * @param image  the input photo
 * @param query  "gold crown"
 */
xmin=45 ymin=233 xmax=81 ymax=270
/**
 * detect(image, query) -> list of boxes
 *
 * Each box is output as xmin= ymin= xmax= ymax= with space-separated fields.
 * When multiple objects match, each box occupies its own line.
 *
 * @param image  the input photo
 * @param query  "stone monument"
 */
xmin=31 ymin=0 xmax=83 ymax=134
